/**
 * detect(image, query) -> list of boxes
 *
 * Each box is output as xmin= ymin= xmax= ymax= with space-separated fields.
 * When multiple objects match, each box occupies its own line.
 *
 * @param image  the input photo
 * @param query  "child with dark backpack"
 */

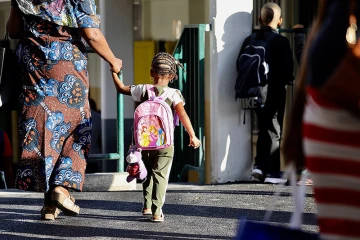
xmin=111 ymin=52 xmax=201 ymax=222
xmin=235 ymin=2 xmax=293 ymax=183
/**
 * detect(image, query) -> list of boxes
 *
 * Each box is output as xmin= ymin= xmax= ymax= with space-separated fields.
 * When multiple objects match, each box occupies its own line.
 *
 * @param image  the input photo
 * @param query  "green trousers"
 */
xmin=142 ymin=145 xmax=174 ymax=216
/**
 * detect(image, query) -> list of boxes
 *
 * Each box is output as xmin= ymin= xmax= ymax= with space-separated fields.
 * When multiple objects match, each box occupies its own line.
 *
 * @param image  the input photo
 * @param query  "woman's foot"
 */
xmin=51 ymin=186 xmax=80 ymax=216
xmin=41 ymin=191 xmax=76 ymax=220
xmin=40 ymin=205 xmax=61 ymax=220
xmin=41 ymin=195 xmax=76 ymax=220
xmin=41 ymin=192 xmax=60 ymax=221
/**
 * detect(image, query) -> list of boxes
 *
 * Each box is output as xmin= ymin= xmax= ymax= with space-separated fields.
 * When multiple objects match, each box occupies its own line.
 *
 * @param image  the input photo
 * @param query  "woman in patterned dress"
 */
xmin=6 ymin=0 xmax=122 ymax=220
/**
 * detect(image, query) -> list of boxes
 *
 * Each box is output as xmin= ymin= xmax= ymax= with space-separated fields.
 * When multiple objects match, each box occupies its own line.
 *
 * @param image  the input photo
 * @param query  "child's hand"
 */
xmin=189 ymin=136 xmax=201 ymax=149
xmin=110 ymin=68 xmax=131 ymax=95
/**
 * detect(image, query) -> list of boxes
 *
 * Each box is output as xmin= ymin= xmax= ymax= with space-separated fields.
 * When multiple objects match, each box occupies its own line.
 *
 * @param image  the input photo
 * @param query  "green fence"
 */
xmin=169 ymin=24 xmax=210 ymax=184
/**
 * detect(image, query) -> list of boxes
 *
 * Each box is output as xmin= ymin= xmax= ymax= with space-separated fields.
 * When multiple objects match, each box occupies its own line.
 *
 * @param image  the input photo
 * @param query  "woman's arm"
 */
xmin=174 ymin=103 xmax=201 ymax=149
xmin=79 ymin=28 xmax=122 ymax=73
xmin=111 ymin=71 xmax=131 ymax=95
xmin=6 ymin=6 xmax=23 ymax=39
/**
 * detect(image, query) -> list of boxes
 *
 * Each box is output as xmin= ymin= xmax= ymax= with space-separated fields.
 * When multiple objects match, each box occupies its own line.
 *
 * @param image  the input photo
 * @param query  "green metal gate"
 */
xmin=169 ymin=24 xmax=210 ymax=184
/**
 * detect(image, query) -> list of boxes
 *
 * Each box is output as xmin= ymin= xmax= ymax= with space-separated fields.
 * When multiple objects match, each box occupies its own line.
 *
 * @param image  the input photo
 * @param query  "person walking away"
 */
xmin=237 ymin=2 xmax=294 ymax=183
xmin=6 ymin=0 xmax=122 ymax=220
xmin=111 ymin=52 xmax=201 ymax=222
xmin=283 ymin=0 xmax=360 ymax=239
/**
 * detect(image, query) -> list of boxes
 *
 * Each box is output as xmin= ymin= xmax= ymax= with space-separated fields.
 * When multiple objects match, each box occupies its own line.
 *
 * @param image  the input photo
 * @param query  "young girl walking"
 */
xmin=111 ymin=52 xmax=201 ymax=222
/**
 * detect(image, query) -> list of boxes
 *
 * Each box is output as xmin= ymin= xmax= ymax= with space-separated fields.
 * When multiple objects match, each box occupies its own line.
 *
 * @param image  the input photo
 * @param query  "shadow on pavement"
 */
xmin=166 ymin=189 xmax=314 ymax=198
xmin=0 ymin=197 xmax=317 ymax=226
xmin=0 ymin=219 xmax=229 ymax=239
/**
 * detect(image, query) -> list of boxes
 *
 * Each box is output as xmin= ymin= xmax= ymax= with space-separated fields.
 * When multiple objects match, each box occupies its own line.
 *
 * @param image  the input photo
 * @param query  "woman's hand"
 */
xmin=189 ymin=136 xmax=201 ymax=149
xmin=110 ymin=58 xmax=123 ymax=74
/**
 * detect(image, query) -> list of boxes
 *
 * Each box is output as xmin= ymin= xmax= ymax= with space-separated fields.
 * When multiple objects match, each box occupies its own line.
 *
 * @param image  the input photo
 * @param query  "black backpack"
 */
xmin=235 ymin=33 xmax=274 ymax=109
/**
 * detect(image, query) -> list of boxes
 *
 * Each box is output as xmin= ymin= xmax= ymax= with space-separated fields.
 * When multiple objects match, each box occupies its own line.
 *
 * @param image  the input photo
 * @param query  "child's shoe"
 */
xmin=142 ymin=208 xmax=152 ymax=215
xmin=151 ymin=213 xmax=164 ymax=222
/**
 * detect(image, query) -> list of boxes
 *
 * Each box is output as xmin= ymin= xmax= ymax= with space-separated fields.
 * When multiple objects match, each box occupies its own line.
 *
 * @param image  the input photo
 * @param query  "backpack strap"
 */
xmin=158 ymin=87 xmax=175 ymax=100
xmin=236 ymin=33 xmax=257 ymax=71
xmin=160 ymin=88 xmax=181 ymax=126
xmin=146 ymin=84 xmax=156 ymax=99
xmin=145 ymin=86 xmax=180 ymax=126
xmin=146 ymin=85 xmax=175 ymax=101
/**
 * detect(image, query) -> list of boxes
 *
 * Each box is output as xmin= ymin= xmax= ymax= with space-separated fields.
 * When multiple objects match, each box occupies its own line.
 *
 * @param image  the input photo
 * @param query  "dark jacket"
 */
xmin=239 ymin=26 xmax=294 ymax=88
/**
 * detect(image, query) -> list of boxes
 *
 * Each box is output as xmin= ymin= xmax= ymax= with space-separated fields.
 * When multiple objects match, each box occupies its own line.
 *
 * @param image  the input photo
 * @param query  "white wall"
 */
xmin=99 ymin=0 xmax=134 ymax=155
xmin=99 ymin=0 xmax=134 ymax=120
xmin=144 ymin=0 xmax=189 ymax=41
xmin=209 ymin=0 xmax=253 ymax=183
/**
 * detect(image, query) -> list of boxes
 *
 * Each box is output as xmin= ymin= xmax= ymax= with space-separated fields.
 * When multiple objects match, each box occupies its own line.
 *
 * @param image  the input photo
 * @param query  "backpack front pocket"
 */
xmin=136 ymin=115 xmax=167 ymax=148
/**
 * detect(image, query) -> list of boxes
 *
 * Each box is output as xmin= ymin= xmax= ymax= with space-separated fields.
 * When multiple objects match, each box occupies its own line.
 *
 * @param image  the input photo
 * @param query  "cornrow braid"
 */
xmin=151 ymin=52 xmax=185 ymax=80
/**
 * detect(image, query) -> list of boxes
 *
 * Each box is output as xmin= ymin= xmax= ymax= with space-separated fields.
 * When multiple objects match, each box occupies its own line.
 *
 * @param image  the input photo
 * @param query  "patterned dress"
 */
xmin=13 ymin=0 xmax=100 ymax=192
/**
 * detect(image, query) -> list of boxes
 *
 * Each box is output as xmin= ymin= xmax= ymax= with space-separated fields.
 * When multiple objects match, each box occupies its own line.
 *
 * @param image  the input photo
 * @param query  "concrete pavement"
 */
xmin=0 ymin=183 xmax=318 ymax=240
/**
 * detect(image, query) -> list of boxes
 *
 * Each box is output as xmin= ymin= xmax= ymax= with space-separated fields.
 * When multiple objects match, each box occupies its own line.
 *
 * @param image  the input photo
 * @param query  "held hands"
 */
xmin=110 ymin=58 xmax=123 ymax=74
xmin=189 ymin=136 xmax=201 ymax=149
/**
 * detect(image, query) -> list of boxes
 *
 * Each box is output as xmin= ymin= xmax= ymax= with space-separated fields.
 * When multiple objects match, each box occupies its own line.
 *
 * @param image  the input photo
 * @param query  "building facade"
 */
xmin=0 ymin=0 xmax=317 ymax=184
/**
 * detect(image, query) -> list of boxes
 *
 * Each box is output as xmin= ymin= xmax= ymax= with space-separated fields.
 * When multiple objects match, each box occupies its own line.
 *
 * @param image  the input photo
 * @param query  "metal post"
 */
xmin=197 ymin=25 xmax=206 ymax=185
xmin=117 ymin=71 xmax=124 ymax=172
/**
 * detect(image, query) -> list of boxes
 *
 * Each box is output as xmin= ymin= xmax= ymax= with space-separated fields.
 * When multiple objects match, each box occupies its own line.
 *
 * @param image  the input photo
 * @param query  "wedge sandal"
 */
xmin=40 ymin=206 xmax=61 ymax=220
xmin=51 ymin=187 xmax=80 ymax=216
xmin=41 ymin=195 xmax=76 ymax=220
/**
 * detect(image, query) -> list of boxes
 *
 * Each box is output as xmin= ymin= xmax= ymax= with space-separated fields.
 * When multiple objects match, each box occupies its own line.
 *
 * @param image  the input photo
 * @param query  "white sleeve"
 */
xmin=171 ymin=89 xmax=185 ymax=107
xmin=130 ymin=84 xmax=146 ymax=102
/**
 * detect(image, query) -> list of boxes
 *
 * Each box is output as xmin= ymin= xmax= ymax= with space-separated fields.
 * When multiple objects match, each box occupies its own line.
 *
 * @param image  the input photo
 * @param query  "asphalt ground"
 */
xmin=0 ymin=183 xmax=318 ymax=240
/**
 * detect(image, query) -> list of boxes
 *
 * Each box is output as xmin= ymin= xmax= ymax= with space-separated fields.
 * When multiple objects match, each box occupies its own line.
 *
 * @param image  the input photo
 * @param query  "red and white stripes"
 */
xmin=303 ymin=88 xmax=360 ymax=240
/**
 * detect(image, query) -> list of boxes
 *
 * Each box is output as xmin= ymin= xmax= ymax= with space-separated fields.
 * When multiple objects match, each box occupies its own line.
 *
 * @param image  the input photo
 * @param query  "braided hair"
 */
xmin=151 ymin=52 xmax=185 ymax=81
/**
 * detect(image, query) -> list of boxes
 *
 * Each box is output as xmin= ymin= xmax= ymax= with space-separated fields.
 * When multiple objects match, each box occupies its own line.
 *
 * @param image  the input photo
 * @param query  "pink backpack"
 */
xmin=133 ymin=85 xmax=178 ymax=150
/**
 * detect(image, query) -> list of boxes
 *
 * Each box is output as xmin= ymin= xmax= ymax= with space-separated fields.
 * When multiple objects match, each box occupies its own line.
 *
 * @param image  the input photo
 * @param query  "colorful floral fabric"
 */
xmin=13 ymin=0 xmax=96 ymax=192
xmin=13 ymin=0 xmax=100 ymax=28
xmin=16 ymin=55 xmax=91 ymax=192
xmin=12 ymin=0 xmax=100 ymax=63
